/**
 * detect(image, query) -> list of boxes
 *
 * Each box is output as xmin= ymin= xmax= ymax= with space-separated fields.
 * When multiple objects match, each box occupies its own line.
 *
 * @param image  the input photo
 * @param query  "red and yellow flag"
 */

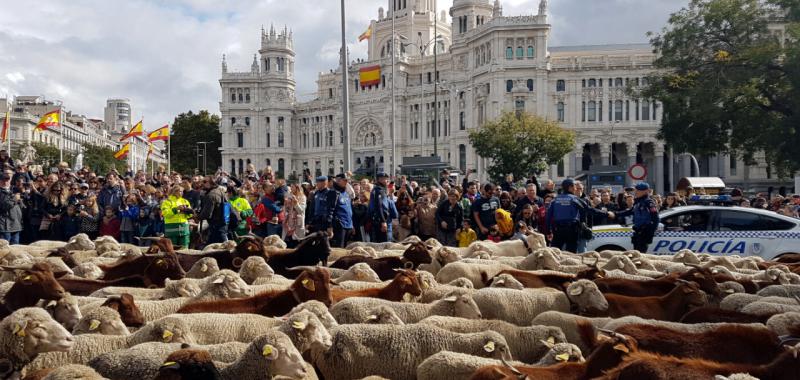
xmin=359 ymin=65 xmax=381 ymax=87
xmin=1 ymin=111 xmax=9 ymax=143
xmin=147 ymin=125 xmax=169 ymax=141
xmin=114 ymin=143 xmax=130 ymax=160
xmin=358 ymin=25 xmax=371 ymax=42
xmin=34 ymin=110 xmax=60 ymax=132
xmin=120 ymin=120 xmax=143 ymax=141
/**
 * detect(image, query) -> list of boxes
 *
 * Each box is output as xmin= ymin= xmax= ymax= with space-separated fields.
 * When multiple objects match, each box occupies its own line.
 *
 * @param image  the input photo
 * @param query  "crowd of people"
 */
xmin=0 ymin=150 xmax=797 ymax=251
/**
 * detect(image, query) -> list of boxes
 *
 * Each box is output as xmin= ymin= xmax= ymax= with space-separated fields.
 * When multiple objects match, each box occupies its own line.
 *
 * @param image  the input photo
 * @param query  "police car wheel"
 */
xmin=596 ymin=245 xmax=626 ymax=252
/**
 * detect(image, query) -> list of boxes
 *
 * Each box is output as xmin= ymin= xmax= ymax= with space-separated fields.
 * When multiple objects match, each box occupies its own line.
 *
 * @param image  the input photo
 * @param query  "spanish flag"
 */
xmin=1 ymin=111 xmax=9 ymax=143
xmin=114 ymin=143 xmax=130 ymax=160
xmin=120 ymin=120 xmax=143 ymax=141
xmin=147 ymin=125 xmax=169 ymax=141
xmin=358 ymin=25 xmax=371 ymax=42
xmin=34 ymin=110 xmax=60 ymax=132
xmin=359 ymin=65 xmax=381 ymax=87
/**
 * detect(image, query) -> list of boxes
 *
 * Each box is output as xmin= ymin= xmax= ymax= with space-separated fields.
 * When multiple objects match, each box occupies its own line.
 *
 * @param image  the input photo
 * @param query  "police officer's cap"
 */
xmin=334 ymin=173 xmax=347 ymax=181
xmin=635 ymin=182 xmax=650 ymax=191
xmin=315 ymin=175 xmax=329 ymax=182
xmin=561 ymin=178 xmax=575 ymax=189
xmin=376 ymin=172 xmax=389 ymax=179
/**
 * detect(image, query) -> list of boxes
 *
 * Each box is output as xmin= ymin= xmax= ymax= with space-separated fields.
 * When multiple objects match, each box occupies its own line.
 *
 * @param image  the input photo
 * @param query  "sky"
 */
xmin=0 ymin=0 xmax=681 ymax=131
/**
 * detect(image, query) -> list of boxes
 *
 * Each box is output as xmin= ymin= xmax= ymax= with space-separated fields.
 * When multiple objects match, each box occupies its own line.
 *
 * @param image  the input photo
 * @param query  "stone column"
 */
xmin=549 ymin=164 xmax=558 ymax=180
xmin=572 ymin=151 xmax=582 ymax=176
xmin=599 ymin=144 xmax=611 ymax=167
xmin=721 ymin=154 xmax=731 ymax=179
xmin=654 ymin=145 xmax=665 ymax=195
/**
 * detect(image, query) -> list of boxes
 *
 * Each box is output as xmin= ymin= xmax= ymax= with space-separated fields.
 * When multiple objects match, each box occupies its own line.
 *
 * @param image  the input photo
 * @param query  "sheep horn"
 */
xmin=499 ymin=356 xmax=524 ymax=377
xmin=286 ymin=266 xmax=318 ymax=272
xmin=779 ymin=335 xmax=800 ymax=345
xmin=675 ymin=279 xmax=692 ymax=285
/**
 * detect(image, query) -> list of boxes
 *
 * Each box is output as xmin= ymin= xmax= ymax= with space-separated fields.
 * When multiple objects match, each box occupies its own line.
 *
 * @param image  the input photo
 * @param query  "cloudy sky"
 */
xmin=0 ymin=0 xmax=681 ymax=131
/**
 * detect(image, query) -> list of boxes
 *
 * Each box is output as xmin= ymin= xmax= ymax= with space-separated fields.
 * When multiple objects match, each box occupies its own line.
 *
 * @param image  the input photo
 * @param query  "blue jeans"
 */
xmin=206 ymin=223 xmax=228 ymax=245
xmin=576 ymin=238 xmax=587 ymax=254
xmin=120 ymin=231 xmax=135 ymax=244
xmin=1 ymin=232 xmax=19 ymax=245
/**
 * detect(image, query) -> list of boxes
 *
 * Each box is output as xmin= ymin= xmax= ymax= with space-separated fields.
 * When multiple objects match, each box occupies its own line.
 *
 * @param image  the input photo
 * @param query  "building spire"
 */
xmin=221 ymin=54 xmax=227 ymax=74
xmin=538 ymin=0 xmax=547 ymax=16
xmin=251 ymin=53 xmax=259 ymax=73
xmin=493 ymin=0 xmax=503 ymax=17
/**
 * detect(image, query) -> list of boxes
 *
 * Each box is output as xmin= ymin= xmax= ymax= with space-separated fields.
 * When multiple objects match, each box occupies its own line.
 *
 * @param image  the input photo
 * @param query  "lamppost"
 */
xmin=196 ymin=141 xmax=211 ymax=175
xmin=399 ymin=33 xmax=444 ymax=158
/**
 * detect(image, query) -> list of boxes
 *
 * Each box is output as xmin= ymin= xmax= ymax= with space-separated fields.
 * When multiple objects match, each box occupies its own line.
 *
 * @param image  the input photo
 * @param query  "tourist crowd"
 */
xmin=0 ymin=150 xmax=797 ymax=249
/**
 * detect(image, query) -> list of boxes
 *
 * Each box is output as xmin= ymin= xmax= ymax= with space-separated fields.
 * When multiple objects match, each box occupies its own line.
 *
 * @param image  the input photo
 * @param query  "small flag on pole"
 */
xmin=114 ymin=143 xmax=130 ymax=160
xmin=34 ymin=110 xmax=60 ymax=132
xmin=120 ymin=120 xmax=143 ymax=141
xmin=359 ymin=65 xmax=381 ymax=86
xmin=358 ymin=25 xmax=372 ymax=42
xmin=1 ymin=111 xmax=9 ymax=143
xmin=147 ymin=125 xmax=169 ymax=141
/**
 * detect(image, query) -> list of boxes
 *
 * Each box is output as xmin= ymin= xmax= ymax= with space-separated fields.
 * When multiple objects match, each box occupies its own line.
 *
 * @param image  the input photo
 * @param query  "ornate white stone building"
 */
xmin=219 ymin=0 xmax=792 ymax=194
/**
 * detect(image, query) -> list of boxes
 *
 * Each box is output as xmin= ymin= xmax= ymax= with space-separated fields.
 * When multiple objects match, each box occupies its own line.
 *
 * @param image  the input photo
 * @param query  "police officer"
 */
xmin=310 ymin=176 xmax=336 ymax=234
xmin=367 ymin=172 xmax=397 ymax=242
xmin=330 ymin=173 xmax=353 ymax=248
xmin=546 ymin=178 xmax=585 ymax=253
xmin=614 ymin=182 xmax=660 ymax=252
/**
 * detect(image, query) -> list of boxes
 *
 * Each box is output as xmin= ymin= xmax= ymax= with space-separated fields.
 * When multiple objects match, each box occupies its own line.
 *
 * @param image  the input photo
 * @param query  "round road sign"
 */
xmin=627 ymin=164 xmax=648 ymax=180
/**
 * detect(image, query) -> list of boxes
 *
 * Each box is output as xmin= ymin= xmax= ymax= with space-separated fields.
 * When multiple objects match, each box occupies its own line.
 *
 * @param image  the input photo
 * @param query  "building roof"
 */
xmin=549 ymin=43 xmax=652 ymax=53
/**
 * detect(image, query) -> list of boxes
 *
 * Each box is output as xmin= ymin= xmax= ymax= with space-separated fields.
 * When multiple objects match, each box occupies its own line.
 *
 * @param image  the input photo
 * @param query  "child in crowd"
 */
xmin=100 ymin=206 xmax=121 ymax=240
xmin=118 ymin=194 xmax=140 ymax=244
xmin=136 ymin=208 xmax=152 ymax=246
xmin=61 ymin=204 xmax=81 ymax=240
xmin=149 ymin=208 xmax=165 ymax=237
xmin=486 ymin=225 xmax=502 ymax=243
xmin=457 ymin=220 xmax=477 ymax=247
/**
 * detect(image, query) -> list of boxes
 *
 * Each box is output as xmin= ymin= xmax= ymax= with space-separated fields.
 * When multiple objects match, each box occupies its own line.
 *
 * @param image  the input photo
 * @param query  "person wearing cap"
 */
xmin=309 ymin=176 xmax=337 ymax=235
xmin=614 ymin=182 xmax=660 ymax=252
xmin=368 ymin=172 xmax=398 ymax=242
xmin=546 ymin=178 xmax=587 ymax=253
xmin=329 ymin=174 xmax=354 ymax=247
xmin=0 ymin=172 xmax=23 ymax=244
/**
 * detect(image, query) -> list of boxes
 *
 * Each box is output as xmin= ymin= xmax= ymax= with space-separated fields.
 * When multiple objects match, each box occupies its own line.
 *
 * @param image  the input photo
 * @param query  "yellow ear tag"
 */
xmin=292 ymin=321 xmax=306 ymax=330
xmin=22 ymin=275 xmax=32 ymax=281
xmin=161 ymin=361 xmax=177 ymax=368
xmin=301 ymin=279 xmax=315 ymax=291
xmin=162 ymin=330 xmax=174 ymax=342
xmin=547 ymin=336 xmax=555 ymax=345
xmin=89 ymin=319 xmax=101 ymax=331
xmin=262 ymin=344 xmax=275 ymax=358
xmin=12 ymin=323 xmax=25 ymax=337
xmin=483 ymin=341 xmax=496 ymax=353
xmin=555 ymin=353 xmax=570 ymax=362
xmin=613 ymin=343 xmax=629 ymax=353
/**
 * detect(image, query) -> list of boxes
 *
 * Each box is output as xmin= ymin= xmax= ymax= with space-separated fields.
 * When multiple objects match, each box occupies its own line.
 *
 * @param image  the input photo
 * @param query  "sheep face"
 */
xmin=65 ymin=234 xmax=95 ymax=251
xmin=238 ymin=256 xmax=274 ymax=284
xmin=262 ymin=235 xmax=288 ymax=249
xmin=286 ymin=310 xmax=333 ymax=352
xmin=73 ymin=307 xmax=129 ymax=336
xmin=567 ymin=280 xmax=609 ymax=313
xmin=164 ymin=278 xmax=201 ymax=298
xmin=520 ymin=248 xmax=560 ymax=270
xmin=72 ymin=263 xmax=104 ymax=280
xmin=364 ymin=306 xmax=405 ymax=325
xmin=4 ymin=308 xmax=74 ymax=359
xmin=444 ymin=292 xmax=482 ymax=319
xmin=186 ymin=258 xmax=219 ymax=279
xmin=203 ymin=271 xmax=253 ymax=299
xmin=447 ymin=277 xmax=475 ymax=289
xmin=602 ymin=256 xmax=638 ymax=274
xmin=673 ymin=249 xmax=700 ymax=264
xmin=255 ymin=334 xmax=307 ymax=379
xmin=489 ymin=274 xmax=524 ymax=290
xmin=416 ymin=271 xmax=437 ymax=291
xmin=436 ymin=247 xmax=461 ymax=266
xmin=45 ymin=294 xmax=82 ymax=331
xmin=151 ymin=318 xmax=193 ymax=344
xmin=287 ymin=300 xmax=338 ymax=329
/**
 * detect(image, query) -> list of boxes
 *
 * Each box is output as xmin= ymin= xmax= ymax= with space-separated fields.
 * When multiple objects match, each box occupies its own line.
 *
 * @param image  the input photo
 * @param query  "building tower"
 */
xmin=450 ymin=0 xmax=494 ymax=39
xmin=103 ymin=98 xmax=132 ymax=133
xmin=260 ymin=24 xmax=296 ymax=93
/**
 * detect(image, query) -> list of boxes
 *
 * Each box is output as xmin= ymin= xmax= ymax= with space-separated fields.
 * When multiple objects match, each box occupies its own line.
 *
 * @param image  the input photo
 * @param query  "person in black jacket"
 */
xmin=436 ymin=189 xmax=464 ymax=247
xmin=0 ymin=173 xmax=23 ymax=244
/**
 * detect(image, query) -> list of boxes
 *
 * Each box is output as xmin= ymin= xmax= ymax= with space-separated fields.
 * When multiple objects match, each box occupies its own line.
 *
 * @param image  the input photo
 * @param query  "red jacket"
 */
xmin=100 ymin=217 xmax=121 ymax=240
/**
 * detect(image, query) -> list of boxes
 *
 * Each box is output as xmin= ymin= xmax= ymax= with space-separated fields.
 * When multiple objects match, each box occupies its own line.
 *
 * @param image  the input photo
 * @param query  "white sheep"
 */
xmin=184 ymin=257 xmax=220 ymax=279
xmin=43 ymin=293 xmax=82 ymax=331
xmin=63 ymin=234 xmax=96 ymax=252
xmin=331 ymin=290 xmax=483 ymax=324
xmin=488 ymin=274 xmax=525 ymax=290
xmin=465 ymin=233 xmax=547 ymax=258
xmin=202 ymin=240 xmax=237 ymax=251
xmin=766 ymin=312 xmax=800 ymax=335
xmin=285 ymin=300 xmax=339 ymax=329
xmin=720 ymin=293 xmax=763 ymax=312
xmin=262 ymin=235 xmax=288 ymax=249
xmin=0 ymin=308 xmax=75 ymax=376
xmin=311 ymin=324 xmax=512 ymax=380
xmin=72 ymin=306 xmax=129 ymax=336
xmin=237 ymin=256 xmax=274 ymax=284
xmin=38 ymin=364 xmax=107 ymax=380
xmin=758 ymin=284 xmax=800 ymax=298
xmin=363 ymin=305 xmax=406 ymax=325
xmin=418 ymin=316 xmax=567 ymax=363
xmin=93 ymin=236 xmax=121 ymax=255
xmin=71 ymin=262 xmax=104 ymax=280
xmin=718 ymin=281 xmax=747 ymax=296
xmin=565 ymin=279 xmax=610 ymax=314
xmin=330 ymin=262 xmax=382 ymax=284
xmin=603 ymin=315 xmax=768 ymax=334
xmin=741 ymin=301 xmax=800 ymax=316
xmin=435 ymin=262 xmax=513 ymax=289
xmin=418 ymin=247 xmax=464 ymax=275
xmin=148 ymin=313 xmax=283 ymax=344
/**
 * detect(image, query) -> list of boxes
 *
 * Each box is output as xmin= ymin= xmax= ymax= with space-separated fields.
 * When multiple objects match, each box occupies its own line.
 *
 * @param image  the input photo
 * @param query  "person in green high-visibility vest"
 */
xmin=161 ymin=185 xmax=193 ymax=248
xmin=227 ymin=185 xmax=253 ymax=238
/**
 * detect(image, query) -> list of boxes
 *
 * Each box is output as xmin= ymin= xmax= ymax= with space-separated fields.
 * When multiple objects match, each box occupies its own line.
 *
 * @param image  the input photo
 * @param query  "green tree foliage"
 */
xmin=468 ymin=111 xmax=575 ymax=181
xmin=28 ymin=142 xmax=74 ymax=167
xmin=82 ymin=144 xmax=126 ymax=174
xmin=170 ymin=110 xmax=222 ymax=176
xmin=643 ymin=0 xmax=800 ymax=177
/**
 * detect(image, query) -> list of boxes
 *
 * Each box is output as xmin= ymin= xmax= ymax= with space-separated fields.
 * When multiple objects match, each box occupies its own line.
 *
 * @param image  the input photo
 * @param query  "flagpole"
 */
xmin=167 ymin=126 xmax=171 ymax=174
xmin=59 ymin=106 xmax=63 ymax=164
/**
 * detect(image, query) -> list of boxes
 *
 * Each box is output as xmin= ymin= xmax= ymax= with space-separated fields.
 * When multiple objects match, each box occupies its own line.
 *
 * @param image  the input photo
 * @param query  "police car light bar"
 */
xmin=686 ymin=195 xmax=735 ymax=205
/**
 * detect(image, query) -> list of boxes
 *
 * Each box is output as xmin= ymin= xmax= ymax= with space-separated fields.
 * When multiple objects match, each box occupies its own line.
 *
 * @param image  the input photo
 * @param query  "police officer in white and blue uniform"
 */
xmin=615 ymin=182 xmax=660 ymax=252
xmin=546 ymin=179 xmax=586 ymax=253
xmin=368 ymin=172 xmax=398 ymax=243
xmin=310 ymin=176 xmax=335 ymax=234
xmin=330 ymin=173 xmax=354 ymax=248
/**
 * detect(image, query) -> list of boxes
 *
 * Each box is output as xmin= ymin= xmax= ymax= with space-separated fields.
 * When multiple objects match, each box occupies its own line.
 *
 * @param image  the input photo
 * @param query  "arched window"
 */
xmin=588 ymin=79 xmax=596 ymax=87
xmin=278 ymin=159 xmax=285 ymax=177
xmin=506 ymin=80 xmax=513 ymax=93
xmin=506 ymin=47 xmax=513 ymax=59
xmin=588 ymin=101 xmax=597 ymax=122
xmin=526 ymin=79 xmax=534 ymax=91
xmin=458 ymin=144 xmax=467 ymax=173
xmin=615 ymin=77 xmax=624 ymax=87
xmin=315 ymin=132 xmax=320 ymax=147
xmin=527 ymin=46 xmax=534 ymax=58
xmin=516 ymin=46 xmax=523 ymax=58
xmin=245 ymin=89 xmax=250 ymax=103
xmin=557 ymin=102 xmax=565 ymax=122
xmin=556 ymin=80 xmax=565 ymax=92
xmin=266 ymin=133 xmax=271 ymax=147
xmin=238 ymin=159 xmax=244 ymax=175
xmin=244 ymin=117 xmax=250 ymax=126
xmin=278 ymin=132 xmax=284 ymax=147
xmin=614 ymin=100 xmax=624 ymax=121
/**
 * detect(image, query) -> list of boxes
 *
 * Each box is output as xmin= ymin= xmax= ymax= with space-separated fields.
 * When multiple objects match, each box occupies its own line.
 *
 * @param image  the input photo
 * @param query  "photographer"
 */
xmin=97 ymin=173 xmax=125 ymax=212
xmin=161 ymin=185 xmax=193 ymax=248
xmin=0 ymin=173 xmax=24 ymax=244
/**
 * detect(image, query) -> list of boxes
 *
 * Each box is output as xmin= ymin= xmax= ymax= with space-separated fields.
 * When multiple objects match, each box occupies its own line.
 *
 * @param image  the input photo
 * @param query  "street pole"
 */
xmin=390 ymin=6 xmax=397 ymax=178
xmin=433 ymin=0 xmax=438 ymax=159
xmin=340 ymin=0 xmax=352 ymax=172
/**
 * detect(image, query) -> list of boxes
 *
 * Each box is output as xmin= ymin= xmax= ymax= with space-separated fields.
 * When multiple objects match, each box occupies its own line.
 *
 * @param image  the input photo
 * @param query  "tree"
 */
xmin=468 ymin=111 xmax=575 ymax=181
xmin=643 ymin=0 xmax=800 ymax=177
xmin=170 ymin=110 xmax=222 ymax=175
xmin=27 ymin=142 xmax=74 ymax=168
xmin=82 ymin=144 xmax=126 ymax=174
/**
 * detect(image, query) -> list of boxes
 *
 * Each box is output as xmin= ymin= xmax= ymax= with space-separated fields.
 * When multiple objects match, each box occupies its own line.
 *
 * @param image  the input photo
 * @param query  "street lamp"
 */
xmin=196 ymin=141 xmax=211 ymax=175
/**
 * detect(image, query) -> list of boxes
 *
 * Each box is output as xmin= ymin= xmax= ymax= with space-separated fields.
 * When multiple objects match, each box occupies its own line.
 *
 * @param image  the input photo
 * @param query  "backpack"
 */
xmin=495 ymin=208 xmax=514 ymax=236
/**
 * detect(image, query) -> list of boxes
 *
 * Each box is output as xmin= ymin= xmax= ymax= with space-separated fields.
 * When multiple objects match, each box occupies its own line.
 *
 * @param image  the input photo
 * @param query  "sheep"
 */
xmin=70 ymin=262 xmax=104 ymax=280
xmin=766 ymin=312 xmax=800 ymax=335
xmin=285 ymin=300 xmax=338 ymax=329
xmin=673 ymin=249 xmax=701 ymax=265
xmin=486 ymin=274 xmax=525 ymax=290
xmin=531 ymin=311 xmax=611 ymax=353
xmin=93 ymin=236 xmax=121 ymax=255
xmin=714 ymin=375 xmax=760 ymax=380
xmin=741 ymin=301 xmax=800 ymax=316
xmin=30 ymin=240 xmax=68 ymax=250
xmin=331 ymin=290 xmax=482 ymax=324
xmin=237 ymin=256 xmax=274 ymax=284
xmin=435 ymin=262 xmax=514 ymax=289
xmin=446 ymin=277 xmax=476 ymax=288
xmin=349 ymin=246 xmax=378 ymax=258
xmin=363 ymin=305 xmax=405 ymax=325
xmin=470 ymin=287 xmax=571 ymax=325
xmin=0 ymin=308 xmax=74 ymax=377
xmin=25 ymin=364 xmax=108 ymax=380
xmin=566 ymin=279 xmax=610 ymax=315
xmin=758 ymin=284 xmax=800 ymax=298
xmin=602 ymin=269 xmax=656 ymax=281
xmin=418 ymin=247 xmax=465 ymax=275
xmin=148 ymin=313 xmax=283 ymax=345
xmin=719 ymin=281 xmax=747 ymax=296
xmin=330 ymin=262 xmax=382 ymax=284
xmin=418 ymin=316 xmax=567 ymax=362
xmin=185 ymin=257 xmax=220 ymax=279
xmin=272 ymin=310 xmax=333 ymax=354
xmin=72 ymin=306 xmax=129 ymax=336
xmin=603 ymin=315 xmax=767 ymax=334
xmin=63 ymin=234 xmax=96 ymax=252
xmin=311 ymin=324 xmax=511 ymax=380
xmin=162 ymin=278 xmax=202 ymax=299
xmin=43 ymin=293 xmax=82 ymax=331
xmin=202 ymin=240 xmax=237 ymax=251
xmin=416 ymin=351 xmax=530 ymax=380
xmin=720 ymin=293 xmax=764 ymax=312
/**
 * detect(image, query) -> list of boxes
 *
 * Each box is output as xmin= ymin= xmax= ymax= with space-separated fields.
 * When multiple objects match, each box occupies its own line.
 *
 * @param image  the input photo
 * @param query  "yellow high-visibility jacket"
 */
xmin=161 ymin=195 xmax=192 ymax=225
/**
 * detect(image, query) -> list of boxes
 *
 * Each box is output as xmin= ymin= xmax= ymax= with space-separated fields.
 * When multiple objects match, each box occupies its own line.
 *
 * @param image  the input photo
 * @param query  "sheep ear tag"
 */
xmin=89 ymin=319 xmax=101 ymax=331
xmin=200 ymin=264 xmax=208 ymax=272
xmin=212 ymin=277 xmax=225 ymax=284
xmin=162 ymin=330 xmax=174 ymax=342
xmin=403 ymin=293 xmax=413 ymax=302
xmin=483 ymin=341 xmax=496 ymax=353
xmin=302 ymin=279 xmax=315 ymax=291
xmin=555 ymin=353 xmax=570 ymax=362
xmin=613 ymin=343 xmax=629 ymax=353
xmin=263 ymin=344 xmax=278 ymax=360
xmin=366 ymin=315 xmax=378 ymax=321
xmin=292 ymin=321 xmax=306 ymax=331
xmin=568 ymin=286 xmax=583 ymax=296
xmin=161 ymin=361 xmax=180 ymax=370
xmin=547 ymin=336 xmax=556 ymax=345
xmin=12 ymin=321 xmax=26 ymax=337
xmin=725 ymin=289 xmax=735 ymax=294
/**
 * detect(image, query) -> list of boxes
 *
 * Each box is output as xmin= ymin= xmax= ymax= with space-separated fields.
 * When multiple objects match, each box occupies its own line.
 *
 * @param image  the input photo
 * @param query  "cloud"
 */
xmin=0 ymin=0 xmax=679 ymax=130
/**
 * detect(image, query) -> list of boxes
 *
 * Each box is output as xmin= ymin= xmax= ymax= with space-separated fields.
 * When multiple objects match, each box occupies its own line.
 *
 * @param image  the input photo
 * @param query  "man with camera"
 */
xmin=0 ymin=172 xmax=24 ymax=244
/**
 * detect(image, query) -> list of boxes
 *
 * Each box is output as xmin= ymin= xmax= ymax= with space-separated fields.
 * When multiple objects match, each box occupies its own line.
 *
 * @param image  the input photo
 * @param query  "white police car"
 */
xmin=587 ymin=205 xmax=800 ymax=260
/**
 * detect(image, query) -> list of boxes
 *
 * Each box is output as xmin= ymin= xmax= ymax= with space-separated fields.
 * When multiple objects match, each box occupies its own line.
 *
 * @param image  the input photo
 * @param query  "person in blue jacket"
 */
xmin=546 ymin=178 xmax=585 ymax=253
xmin=614 ymin=182 xmax=660 ymax=252
xmin=368 ymin=172 xmax=397 ymax=242
xmin=310 ymin=176 xmax=336 ymax=234
xmin=330 ymin=173 xmax=353 ymax=248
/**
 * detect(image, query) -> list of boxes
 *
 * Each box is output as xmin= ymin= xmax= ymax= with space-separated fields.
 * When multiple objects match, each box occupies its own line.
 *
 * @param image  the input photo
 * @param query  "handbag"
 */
xmin=39 ymin=217 xmax=52 ymax=232
xmin=580 ymin=222 xmax=593 ymax=240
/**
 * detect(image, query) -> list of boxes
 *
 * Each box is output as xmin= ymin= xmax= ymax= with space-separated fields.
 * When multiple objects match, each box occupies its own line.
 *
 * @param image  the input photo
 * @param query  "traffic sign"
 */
xmin=627 ymin=164 xmax=648 ymax=180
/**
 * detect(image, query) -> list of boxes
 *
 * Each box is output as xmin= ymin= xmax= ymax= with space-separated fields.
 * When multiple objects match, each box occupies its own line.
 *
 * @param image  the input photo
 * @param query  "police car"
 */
xmin=587 ymin=203 xmax=800 ymax=260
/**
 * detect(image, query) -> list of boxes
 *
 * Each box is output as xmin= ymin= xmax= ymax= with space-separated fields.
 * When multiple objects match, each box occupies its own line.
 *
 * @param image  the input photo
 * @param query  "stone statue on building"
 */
xmin=19 ymin=143 xmax=36 ymax=165
xmin=74 ymin=149 xmax=84 ymax=171
xmin=538 ymin=0 xmax=547 ymax=15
